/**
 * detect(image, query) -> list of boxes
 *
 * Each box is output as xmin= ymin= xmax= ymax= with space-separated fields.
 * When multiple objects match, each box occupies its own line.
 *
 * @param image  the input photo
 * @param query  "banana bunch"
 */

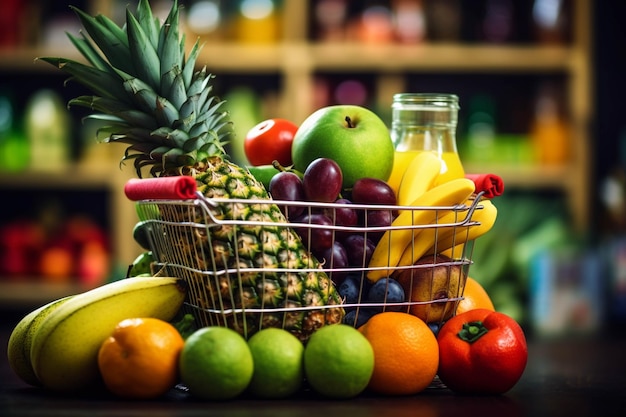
xmin=7 ymin=276 xmax=186 ymax=392
xmin=367 ymin=153 xmax=498 ymax=282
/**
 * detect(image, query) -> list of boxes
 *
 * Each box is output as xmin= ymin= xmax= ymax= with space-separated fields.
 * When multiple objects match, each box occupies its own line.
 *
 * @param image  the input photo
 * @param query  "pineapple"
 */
xmin=40 ymin=0 xmax=343 ymax=342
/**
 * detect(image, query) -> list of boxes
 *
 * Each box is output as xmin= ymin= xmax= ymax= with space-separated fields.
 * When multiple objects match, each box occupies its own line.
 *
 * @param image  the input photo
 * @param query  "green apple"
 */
xmin=291 ymin=105 xmax=394 ymax=189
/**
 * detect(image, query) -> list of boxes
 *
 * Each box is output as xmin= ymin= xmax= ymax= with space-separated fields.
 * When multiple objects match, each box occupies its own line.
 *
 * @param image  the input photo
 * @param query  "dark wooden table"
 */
xmin=2 ymin=310 xmax=625 ymax=417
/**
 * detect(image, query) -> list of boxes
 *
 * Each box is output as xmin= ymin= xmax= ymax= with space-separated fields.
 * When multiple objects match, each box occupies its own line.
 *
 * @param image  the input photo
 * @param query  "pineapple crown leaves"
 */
xmin=38 ymin=0 xmax=232 ymax=177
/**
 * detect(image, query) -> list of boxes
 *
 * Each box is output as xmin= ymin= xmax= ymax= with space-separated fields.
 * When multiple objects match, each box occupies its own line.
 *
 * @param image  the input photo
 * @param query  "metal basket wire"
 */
xmin=133 ymin=190 xmax=485 ymax=339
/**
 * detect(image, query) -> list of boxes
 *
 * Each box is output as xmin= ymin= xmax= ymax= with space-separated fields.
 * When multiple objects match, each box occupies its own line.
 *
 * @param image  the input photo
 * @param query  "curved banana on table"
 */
xmin=20 ymin=276 xmax=187 ymax=392
xmin=7 ymin=296 xmax=74 ymax=386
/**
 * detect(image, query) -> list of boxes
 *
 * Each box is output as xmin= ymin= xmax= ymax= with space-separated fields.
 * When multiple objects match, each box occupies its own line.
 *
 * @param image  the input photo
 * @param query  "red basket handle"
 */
xmin=465 ymin=173 xmax=504 ymax=198
xmin=124 ymin=177 xmax=198 ymax=201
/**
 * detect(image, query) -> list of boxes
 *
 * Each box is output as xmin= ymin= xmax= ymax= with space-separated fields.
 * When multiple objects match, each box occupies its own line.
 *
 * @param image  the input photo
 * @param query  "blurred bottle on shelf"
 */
xmin=333 ymin=79 xmax=369 ymax=106
xmin=463 ymin=94 xmax=497 ymax=164
xmin=312 ymin=0 xmax=348 ymax=42
xmin=481 ymin=0 xmax=515 ymax=43
xmin=391 ymin=0 xmax=426 ymax=44
xmin=223 ymin=87 xmax=262 ymax=166
xmin=424 ymin=0 xmax=461 ymax=42
xmin=349 ymin=1 xmax=394 ymax=44
xmin=0 ymin=220 xmax=45 ymax=280
xmin=232 ymin=0 xmax=281 ymax=44
xmin=532 ymin=0 xmax=569 ymax=45
xmin=0 ymin=0 xmax=23 ymax=47
xmin=24 ymin=89 xmax=71 ymax=172
xmin=598 ymin=131 xmax=626 ymax=324
xmin=0 ymin=88 xmax=29 ymax=172
xmin=184 ymin=0 xmax=224 ymax=41
xmin=530 ymin=83 xmax=569 ymax=165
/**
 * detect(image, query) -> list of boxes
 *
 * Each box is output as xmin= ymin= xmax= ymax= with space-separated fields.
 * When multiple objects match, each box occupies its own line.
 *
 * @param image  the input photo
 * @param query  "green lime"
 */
xmin=132 ymin=221 xmax=153 ymax=250
xmin=128 ymin=251 xmax=154 ymax=277
xmin=179 ymin=327 xmax=254 ymax=400
xmin=303 ymin=324 xmax=374 ymax=399
xmin=247 ymin=328 xmax=304 ymax=399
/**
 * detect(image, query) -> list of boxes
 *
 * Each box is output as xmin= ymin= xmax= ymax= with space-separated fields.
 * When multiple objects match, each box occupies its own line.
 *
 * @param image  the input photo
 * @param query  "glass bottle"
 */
xmin=387 ymin=93 xmax=465 ymax=192
xmin=25 ymin=89 xmax=70 ymax=172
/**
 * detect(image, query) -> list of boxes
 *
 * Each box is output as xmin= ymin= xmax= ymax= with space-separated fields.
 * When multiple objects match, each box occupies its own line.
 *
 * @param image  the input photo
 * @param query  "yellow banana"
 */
xmin=7 ymin=296 xmax=74 ymax=386
xmin=395 ymin=199 xmax=476 ymax=268
xmin=397 ymin=151 xmax=442 ymax=206
xmin=367 ymin=177 xmax=475 ymax=282
xmin=30 ymin=276 xmax=187 ymax=393
xmin=397 ymin=197 xmax=497 ymax=266
xmin=436 ymin=198 xmax=498 ymax=259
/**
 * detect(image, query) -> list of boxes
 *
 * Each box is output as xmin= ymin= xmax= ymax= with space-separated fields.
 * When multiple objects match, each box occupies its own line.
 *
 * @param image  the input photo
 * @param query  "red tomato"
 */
xmin=244 ymin=118 xmax=298 ymax=166
xmin=437 ymin=309 xmax=528 ymax=394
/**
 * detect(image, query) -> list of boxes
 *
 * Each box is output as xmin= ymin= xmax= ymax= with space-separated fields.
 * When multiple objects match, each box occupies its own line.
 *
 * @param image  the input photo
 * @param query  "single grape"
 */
xmin=302 ymin=158 xmax=343 ymax=203
xmin=269 ymin=171 xmax=305 ymax=219
xmin=323 ymin=198 xmax=358 ymax=239
xmin=351 ymin=177 xmax=397 ymax=206
xmin=323 ymin=198 xmax=358 ymax=227
xmin=341 ymin=234 xmax=376 ymax=268
xmin=364 ymin=209 xmax=394 ymax=242
xmin=293 ymin=213 xmax=334 ymax=252
xmin=318 ymin=241 xmax=350 ymax=284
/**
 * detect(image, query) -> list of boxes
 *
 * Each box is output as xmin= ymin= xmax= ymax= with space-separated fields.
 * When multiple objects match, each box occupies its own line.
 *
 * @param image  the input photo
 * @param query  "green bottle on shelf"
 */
xmin=0 ymin=89 xmax=29 ymax=172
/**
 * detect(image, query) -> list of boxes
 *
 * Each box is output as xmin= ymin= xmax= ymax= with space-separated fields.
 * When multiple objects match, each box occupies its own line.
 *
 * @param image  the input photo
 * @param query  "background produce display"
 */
xmin=6 ymin=0 xmax=527 ymax=402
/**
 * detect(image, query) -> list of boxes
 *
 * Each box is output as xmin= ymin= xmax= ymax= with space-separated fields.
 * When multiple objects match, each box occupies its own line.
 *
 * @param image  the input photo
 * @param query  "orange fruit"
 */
xmin=455 ymin=277 xmax=495 ymax=315
xmin=97 ymin=317 xmax=184 ymax=399
xmin=358 ymin=312 xmax=439 ymax=395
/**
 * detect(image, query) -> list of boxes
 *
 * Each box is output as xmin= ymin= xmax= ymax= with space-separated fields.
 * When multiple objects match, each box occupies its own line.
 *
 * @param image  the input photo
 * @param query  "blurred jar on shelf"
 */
xmin=530 ymin=83 xmax=569 ymax=165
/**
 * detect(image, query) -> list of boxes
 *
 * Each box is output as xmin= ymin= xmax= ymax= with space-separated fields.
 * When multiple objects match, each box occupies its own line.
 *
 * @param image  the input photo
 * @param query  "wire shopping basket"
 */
xmin=125 ymin=177 xmax=486 ymax=342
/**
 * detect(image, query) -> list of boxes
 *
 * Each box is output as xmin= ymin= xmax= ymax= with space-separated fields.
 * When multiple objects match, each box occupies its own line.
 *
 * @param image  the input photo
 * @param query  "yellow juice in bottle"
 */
xmin=388 ymin=150 xmax=465 ymax=194
xmin=388 ymin=150 xmax=420 ymax=194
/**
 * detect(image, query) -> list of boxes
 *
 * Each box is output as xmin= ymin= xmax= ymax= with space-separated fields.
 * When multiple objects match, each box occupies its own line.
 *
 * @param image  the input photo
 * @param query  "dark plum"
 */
xmin=367 ymin=277 xmax=406 ymax=312
xmin=302 ymin=158 xmax=343 ymax=203
xmin=293 ymin=213 xmax=334 ymax=252
xmin=341 ymin=234 xmax=376 ymax=268
xmin=338 ymin=274 xmax=370 ymax=307
xmin=343 ymin=308 xmax=376 ymax=328
xmin=269 ymin=171 xmax=305 ymax=219
xmin=427 ymin=322 xmax=441 ymax=337
xmin=318 ymin=241 xmax=350 ymax=284
xmin=351 ymin=177 xmax=396 ymax=206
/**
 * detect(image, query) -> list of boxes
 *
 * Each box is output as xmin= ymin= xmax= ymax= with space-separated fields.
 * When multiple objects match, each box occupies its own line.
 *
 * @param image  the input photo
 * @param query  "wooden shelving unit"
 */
xmin=0 ymin=0 xmax=593 ymax=306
